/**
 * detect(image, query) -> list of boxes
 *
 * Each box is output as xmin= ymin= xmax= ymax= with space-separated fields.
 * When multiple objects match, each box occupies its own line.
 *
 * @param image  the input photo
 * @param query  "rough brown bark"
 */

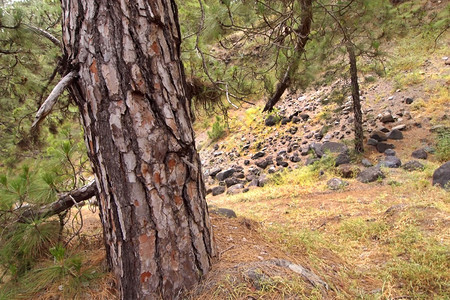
xmin=346 ymin=42 xmax=364 ymax=153
xmin=60 ymin=0 xmax=215 ymax=299
xmin=263 ymin=0 xmax=313 ymax=112
xmin=18 ymin=181 xmax=96 ymax=222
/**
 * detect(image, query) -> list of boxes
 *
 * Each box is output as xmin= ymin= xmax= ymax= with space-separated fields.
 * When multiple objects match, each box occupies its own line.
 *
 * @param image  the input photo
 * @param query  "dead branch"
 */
xmin=23 ymin=23 xmax=62 ymax=48
xmin=31 ymin=71 xmax=77 ymax=133
xmin=18 ymin=181 xmax=97 ymax=222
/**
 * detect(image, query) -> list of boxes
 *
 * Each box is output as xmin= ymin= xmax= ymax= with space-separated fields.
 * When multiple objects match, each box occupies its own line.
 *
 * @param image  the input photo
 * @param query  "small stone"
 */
xmin=367 ymin=138 xmax=379 ymax=146
xmin=387 ymin=129 xmax=403 ymax=140
xmin=384 ymin=149 xmax=396 ymax=156
xmin=376 ymin=142 xmax=395 ymax=153
xmin=412 ymin=149 xmax=428 ymax=160
xmin=210 ymin=207 xmax=237 ymax=218
xmin=211 ymin=186 xmax=225 ymax=196
xmin=405 ymin=97 xmax=414 ymax=104
xmin=392 ymin=124 xmax=406 ymax=131
xmin=370 ymin=131 xmax=388 ymax=142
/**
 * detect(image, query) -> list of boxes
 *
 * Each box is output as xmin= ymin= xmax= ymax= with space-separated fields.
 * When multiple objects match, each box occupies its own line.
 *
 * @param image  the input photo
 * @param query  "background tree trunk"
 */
xmin=346 ymin=42 xmax=364 ymax=153
xmin=61 ymin=0 xmax=215 ymax=298
xmin=262 ymin=0 xmax=312 ymax=112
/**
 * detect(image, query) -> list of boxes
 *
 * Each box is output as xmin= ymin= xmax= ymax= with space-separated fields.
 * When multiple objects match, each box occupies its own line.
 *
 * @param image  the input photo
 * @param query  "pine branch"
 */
xmin=31 ymin=71 xmax=77 ymax=133
xmin=23 ymin=23 xmax=62 ymax=48
xmin=18 ymin=181 xmax=97 ymax=222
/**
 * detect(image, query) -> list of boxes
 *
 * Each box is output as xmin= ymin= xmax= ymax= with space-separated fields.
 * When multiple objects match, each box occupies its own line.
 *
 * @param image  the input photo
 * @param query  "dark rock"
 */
xmin=210 ymin=207 xmax=237 ymax=218
xmin=288 ymin=126 xmax=298 ymax=134
xmin=290 ymin=155 xmax=301 ymax=163
xmin=412 ymin=149 xmax=428 ymax=160
xmin=361 ymin=158 xmax=373 ymax=167
xmin=265 ymin=115 xmax=278 ymax=126
xmin=248 ymin=178 xmax=259 ymax=187
xmin=251 ymin=151 xmax=265 ymax=160
xmin=244 ymin=160 xmax=250 ymax=166
xmin=216 ymin=168 xmax=236 ymax=181
xmin=256 ymin=158 xmax=273 ymax=169
xmin=432 ymin=161 xmax=450 ymax=190
xmin=235 ymin=172 xmax=245 ymax=179
xmin=306 ymin=157 xmax=319 ymax=166
xmin=367 ymin=138 xmax=379 ymax=146
xmin=402 ymin=160 xmax=425 ymax=171
xmin=227 ymin=184 xmax=245 ymax=195
xmin=321 ymin=142 xmax=349 ymax=154
xmin=292 ymin=116 xmax=301 ymax=124
xmin=376 ymin=142 xmax=395 ymax=153
xmin=281 ymin=117 xmax=290 ymax=125
xmin=225 ymin=177 xmax=245 ymax=188
xmin=339 ymin=164 xmax=360 ymax=178
xmin=379 ymin=127 xmax=390 ymax=133
xmin=299 ymin=113 xmax=310 ymax=121
xmin=310 ymin=143 xmax=324 ymax=158
xmin=209 ymin=168 xmax=222 ymax=177
xmin=335 ymin=152 xmax=351 ymax=166
xmin=327 ymin=178 xmax=348 ymax=190
xmin=357 ymin=166 xmax=385 ymax=183
xmin=387 ymin=129 xmax=403 ymax=140
xmin=370 ymin=131 xmax=388 ymax=142
xmin=384 ymin=149 xmax=396 ymax=156
xmin=380 ymin=156 xmax=402 ymax=168
xmin=380 ymin=112 xmax=395 ymax=123
xmin=405 ymin=97 xmax=414 ymax=104
xmin=277 ymin=160 xmax=289 ymax=167
xmin=211 ymin=186 xmax=226 ymax=196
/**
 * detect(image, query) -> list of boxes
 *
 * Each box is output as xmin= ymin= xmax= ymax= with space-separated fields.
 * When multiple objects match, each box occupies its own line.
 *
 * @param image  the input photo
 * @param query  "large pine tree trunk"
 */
xmin=61 ymin=0 xmax=215 ymax=298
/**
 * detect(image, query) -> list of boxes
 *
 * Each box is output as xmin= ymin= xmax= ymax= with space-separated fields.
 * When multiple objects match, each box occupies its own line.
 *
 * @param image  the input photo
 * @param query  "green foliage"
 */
xmin=207 ymin=116 xmax=226 ymax=142
xmin=435 ymin=128 xmax=450 ymax=162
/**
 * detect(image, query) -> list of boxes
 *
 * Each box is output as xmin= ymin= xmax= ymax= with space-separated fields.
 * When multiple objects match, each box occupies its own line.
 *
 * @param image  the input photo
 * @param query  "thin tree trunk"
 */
xmin=263 ymin=0 xmax=313 ymax=112
xmin=61 ymin=1 xmax=215 ymax=298
xmin=346 ymin=42 xmax=364 ymax=153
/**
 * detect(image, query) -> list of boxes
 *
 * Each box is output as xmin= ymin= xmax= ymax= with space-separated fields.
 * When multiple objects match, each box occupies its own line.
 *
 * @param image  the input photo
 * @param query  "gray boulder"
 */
xmin=335 ymin=152 xmax=351 ymax=166
xmin=357 ymin=167 xmax=385 ymax=183
xmin=376 ymin=142 xmax=395 ymax=153
xmin=402 ymin=160 xmax=425 ymax=172
xmin=209 ymin=207 xmax=237 ymax=218
xmin=321 ymin=142 xmax=349 ymax=154
xmin=412 ymin=149 xmax=428 ymax=160
xmin=216 ymin=168 xmax=236 ymax=181
xmin=227 ymin=184 xmax=245 ymax=195
xmin=387 ymin=129 xmax=403 ymax=140
xmin=361 ymin=158 xmax=373 ymax=167
xmin=384 ymin=149 xmax=396 ymax=156
xmin=327 ymin=178 xmax=348 ymax=190
xmin=432 ymin=161 xmax=450 ymax=190
xmin=370 ymin=131 xmax=388 ymax=142
xmin=211 ymin=186 xmax=226 ymax=196
xmin=379 ymin=156 xmax=402 ymax=168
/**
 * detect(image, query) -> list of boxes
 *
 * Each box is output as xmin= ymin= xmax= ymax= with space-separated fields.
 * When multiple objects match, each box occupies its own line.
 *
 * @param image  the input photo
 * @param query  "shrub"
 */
xmin=435 ymin=128 xmax=450 ymax=162
xmin=208 ymin=116 xmax=226 ymax=142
